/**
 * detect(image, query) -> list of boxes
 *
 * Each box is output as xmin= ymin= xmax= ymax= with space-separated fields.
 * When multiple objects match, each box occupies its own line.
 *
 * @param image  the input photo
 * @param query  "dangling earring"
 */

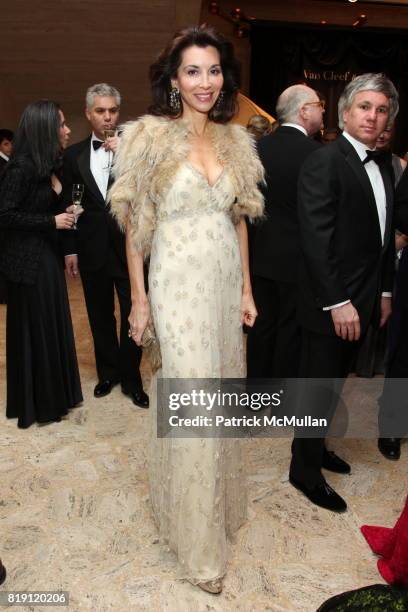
xmin=169 ymin=87 xmax=181 ymax=112
xmin=214 ymin=91 xmax=225 ymax=110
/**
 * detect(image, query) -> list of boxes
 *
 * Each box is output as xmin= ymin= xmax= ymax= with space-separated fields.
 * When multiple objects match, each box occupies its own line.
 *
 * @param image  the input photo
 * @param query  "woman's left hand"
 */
xmin=241 ymin=291 xmax=257 ymax=327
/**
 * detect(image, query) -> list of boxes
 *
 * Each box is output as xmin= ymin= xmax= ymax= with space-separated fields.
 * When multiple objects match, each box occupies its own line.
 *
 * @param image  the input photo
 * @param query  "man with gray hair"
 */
xmin=290 ymin=73 xmax=398 ymax=512
xmin=247 ymin=84 xmax=323 ymax=380
xmin=62 ymin=83 xmax=148 ymax=408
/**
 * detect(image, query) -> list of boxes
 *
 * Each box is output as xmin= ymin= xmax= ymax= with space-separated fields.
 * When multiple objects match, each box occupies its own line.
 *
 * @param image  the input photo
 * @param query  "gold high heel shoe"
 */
xmin=196 ymin=579 xmax=223 ymax=594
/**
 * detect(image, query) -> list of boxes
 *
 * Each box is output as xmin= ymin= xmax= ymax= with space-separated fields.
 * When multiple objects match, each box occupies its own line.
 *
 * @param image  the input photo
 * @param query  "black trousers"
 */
xmin=378 ymin=250 xmax=408 ymax=438
xmin=247 ymin=276 xmax=301 ymax=379
xmin=379 ymin=309 xmax=408 ymax=438
xmin=290 ymin=328 xmax=359 ymax=487
xmin=80 ymin=254 xmax=142 ymax=391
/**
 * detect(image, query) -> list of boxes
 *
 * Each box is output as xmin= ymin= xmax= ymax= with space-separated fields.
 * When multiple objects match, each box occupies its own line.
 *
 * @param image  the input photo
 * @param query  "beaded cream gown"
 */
xmin=109 ymin=115 xmax=264 ymax=583
xmin=148 ymin=162 xmax=248 ymax=582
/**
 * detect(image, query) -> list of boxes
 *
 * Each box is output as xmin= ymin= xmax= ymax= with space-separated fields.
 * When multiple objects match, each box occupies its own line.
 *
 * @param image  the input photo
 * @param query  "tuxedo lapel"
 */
xmin=77 ymin=139 xmax=105 ymax=205
xmin=338 ymin=136 xmax=382 ymax=243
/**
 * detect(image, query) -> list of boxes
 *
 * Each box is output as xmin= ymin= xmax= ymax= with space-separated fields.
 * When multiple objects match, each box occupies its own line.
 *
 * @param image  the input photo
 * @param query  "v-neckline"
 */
xmin=185 ymin=161 xmax=225 ymax=189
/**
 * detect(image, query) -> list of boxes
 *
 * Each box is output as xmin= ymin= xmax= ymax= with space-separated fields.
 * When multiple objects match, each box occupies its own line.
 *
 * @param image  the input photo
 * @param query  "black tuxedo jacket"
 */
xmin=61 ymin=137 xmax=126 ymax=273
xmin=0 ymin=157 xmax=7 ymax=173
xmin=250 ymin=126 xmax=321 ymax=281
xmin=297 ymin=134 xmax=395 ymax=336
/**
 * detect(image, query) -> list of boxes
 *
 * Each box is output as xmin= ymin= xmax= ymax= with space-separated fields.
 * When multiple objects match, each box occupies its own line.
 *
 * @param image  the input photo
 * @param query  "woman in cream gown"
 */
xmin=110 ymin=26 xmax=264 ymax=593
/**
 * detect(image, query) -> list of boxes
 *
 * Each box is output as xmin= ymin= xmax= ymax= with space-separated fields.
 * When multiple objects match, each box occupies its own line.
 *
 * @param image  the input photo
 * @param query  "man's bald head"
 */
xmin=276 ymin=84 xmax=324 ymax=135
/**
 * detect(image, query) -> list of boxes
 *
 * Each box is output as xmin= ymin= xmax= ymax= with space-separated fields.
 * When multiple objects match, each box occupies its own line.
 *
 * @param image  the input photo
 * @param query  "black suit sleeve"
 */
xmin=298 ymin=149 xmax=349 ymax=308
xmin=394 ymin=167 xmax=408 ymax=234
xmin=0 ymin=165 xmax=56 ymax=231
xmin=381 ymin=236 xmax=396 ymax=295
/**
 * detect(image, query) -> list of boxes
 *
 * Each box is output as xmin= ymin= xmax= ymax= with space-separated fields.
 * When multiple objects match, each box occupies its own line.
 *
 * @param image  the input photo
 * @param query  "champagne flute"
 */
xmin=103 ymin=129 xmax=116 ymax=172
xmin=71 ymin=183 xmax=84 ymax=230
xmin=103 ymin=129 xmax=115 ymax=140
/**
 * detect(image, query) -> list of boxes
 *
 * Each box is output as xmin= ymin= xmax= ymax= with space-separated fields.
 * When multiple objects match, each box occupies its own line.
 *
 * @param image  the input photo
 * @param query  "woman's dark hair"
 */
xmin=149 ymin=25 xmax=241 ymax=123
xmin=11 ymin=100 xmax=62 ymax=178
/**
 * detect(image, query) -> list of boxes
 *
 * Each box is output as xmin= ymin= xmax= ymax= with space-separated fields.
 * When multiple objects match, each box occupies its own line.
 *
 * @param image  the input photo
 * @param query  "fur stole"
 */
xmin=109 ymin=114 xmax=264 ymax=257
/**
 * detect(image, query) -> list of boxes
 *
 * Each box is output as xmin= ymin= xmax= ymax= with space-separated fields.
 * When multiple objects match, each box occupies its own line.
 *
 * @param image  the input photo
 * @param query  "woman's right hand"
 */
xmin=55 ymin=212 xmax=75 ymax=229
xmin=128 ymin=300 xmax=151 ymax=345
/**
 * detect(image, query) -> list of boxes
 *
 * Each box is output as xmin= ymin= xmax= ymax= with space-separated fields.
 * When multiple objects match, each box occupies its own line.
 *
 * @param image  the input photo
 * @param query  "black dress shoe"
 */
xmin=289 ymin=475 xmax=347 ymax=512
xmin=122 ymin=387 xmax=149 ymax=409
xmin=94 ymin=380 xmax=118 ymax=398
xmin=378 ymin=438 xmax=401 ymax=461
xmin=322 ymin=450 xmax=351 ymax=474
xmin=0 ymin=559 xmax=6 ymax=585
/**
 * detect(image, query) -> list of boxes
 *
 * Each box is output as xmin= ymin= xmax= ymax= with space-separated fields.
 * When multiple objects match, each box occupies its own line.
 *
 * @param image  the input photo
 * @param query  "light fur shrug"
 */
xmin=109 ymin=114 xmax=264 ymax=257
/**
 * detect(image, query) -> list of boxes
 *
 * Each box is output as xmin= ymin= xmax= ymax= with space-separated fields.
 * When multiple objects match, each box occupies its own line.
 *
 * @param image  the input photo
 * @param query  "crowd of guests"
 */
xmin=247 ymin=85 xmax=408 ymax=451
xmin=0 ymin=87 xmax=148 ymax=429
xmin=244 ymin=74 xmax=408 ymax=589
xmin=0 ymin=24 xmax=407 ymax=593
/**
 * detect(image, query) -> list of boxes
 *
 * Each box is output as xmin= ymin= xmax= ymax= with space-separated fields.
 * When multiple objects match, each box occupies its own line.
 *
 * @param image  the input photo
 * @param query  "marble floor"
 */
xmin=0 ymin=278 xmax=407 ymax=612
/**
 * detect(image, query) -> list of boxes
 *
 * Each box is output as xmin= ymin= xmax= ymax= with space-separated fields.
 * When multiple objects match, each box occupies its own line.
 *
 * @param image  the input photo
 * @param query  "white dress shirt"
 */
xmin=0 ymin=152 xmax=9 ymax=162
xmin=343 ymin=131 xmax=387 ymax=243
xmin=323 ymin=130 xmax=390 ymax=310
xmin=66 ymin=134 xmax=109 ymax=258
xmin=90 ymin=133 xmax=110 ymax=201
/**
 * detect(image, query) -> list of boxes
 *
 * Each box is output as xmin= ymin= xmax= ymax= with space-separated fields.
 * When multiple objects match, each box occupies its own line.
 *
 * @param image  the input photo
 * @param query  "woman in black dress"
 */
xmin=0 ymin=100 xmax=82 ymax=428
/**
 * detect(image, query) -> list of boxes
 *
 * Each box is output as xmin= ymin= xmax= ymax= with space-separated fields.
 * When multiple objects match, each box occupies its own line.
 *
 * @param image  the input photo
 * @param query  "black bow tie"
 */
xmin=363 ymin=150 xmax=387 ymax=165
xmin=92 ymin=139 xmax=104 ymax=151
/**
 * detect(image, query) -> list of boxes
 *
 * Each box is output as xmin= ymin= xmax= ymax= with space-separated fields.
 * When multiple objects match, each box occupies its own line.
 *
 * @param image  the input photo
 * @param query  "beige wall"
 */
xmin=1 ymin=0 xmax=201 ymax=141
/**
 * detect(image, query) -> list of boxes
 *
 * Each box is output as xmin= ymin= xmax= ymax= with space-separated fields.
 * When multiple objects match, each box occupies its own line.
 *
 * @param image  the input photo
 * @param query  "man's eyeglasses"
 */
xmin=304 ymin=100 xmax=326 ymax=109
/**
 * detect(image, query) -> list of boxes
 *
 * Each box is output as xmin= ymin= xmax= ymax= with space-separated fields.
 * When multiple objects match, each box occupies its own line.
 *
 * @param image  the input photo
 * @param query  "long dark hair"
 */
xmin=149 ymin=25 xmax=241 ymax=123
xmin=11 ymin=100 xmax=62 ymax=178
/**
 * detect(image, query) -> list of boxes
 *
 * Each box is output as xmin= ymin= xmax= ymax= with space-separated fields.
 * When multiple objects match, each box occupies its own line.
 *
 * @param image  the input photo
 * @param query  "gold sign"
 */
xmin=303 ymin=69 xmax=357 ymax=82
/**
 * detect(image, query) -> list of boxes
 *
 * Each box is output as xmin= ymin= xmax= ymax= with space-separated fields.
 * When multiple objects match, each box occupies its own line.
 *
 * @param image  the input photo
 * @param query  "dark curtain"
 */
xmin=250 ymin=22 xmax=408 ymax=154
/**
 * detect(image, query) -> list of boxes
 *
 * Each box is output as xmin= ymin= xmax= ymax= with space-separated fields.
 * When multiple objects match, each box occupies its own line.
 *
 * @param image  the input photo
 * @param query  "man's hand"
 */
xmin=65 ymin=255 xmax=79 ymax=278
xmin=380 ymin=295 xmax=392 ymax=328
xmin=331 ymin=302 xmax=361 ymax=341
xmin=103 ymin=136 xmax=119 ymax=153
xmin=395 ymin=233 xmax=408 ymax=251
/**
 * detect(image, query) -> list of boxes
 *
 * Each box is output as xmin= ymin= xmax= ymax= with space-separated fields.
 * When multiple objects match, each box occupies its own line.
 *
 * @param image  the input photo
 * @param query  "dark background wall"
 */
xmin=202 ymin=0 xmax=408 ymax=29
xmin=0 ymin=0 xmax=201 ymax=140
xmin=249 ymin=22 xmax=408 ymax=153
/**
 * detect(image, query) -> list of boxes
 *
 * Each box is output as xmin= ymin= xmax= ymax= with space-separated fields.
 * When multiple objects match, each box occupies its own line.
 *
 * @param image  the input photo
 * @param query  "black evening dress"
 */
xmin=2 ymin=182 xmax=82 ymax=428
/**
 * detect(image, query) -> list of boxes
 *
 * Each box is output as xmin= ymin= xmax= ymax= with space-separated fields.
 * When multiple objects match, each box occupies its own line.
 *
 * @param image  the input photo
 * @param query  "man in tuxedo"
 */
xmin=290 ymin=73 xmax=399 ymax=511
xmin=0 ymin=129 xmax=13 ymax=173
xmin=62 ymin=83 xmax=148 ymax=408
xmin=247 ymin=85 xmax=323 ymax=379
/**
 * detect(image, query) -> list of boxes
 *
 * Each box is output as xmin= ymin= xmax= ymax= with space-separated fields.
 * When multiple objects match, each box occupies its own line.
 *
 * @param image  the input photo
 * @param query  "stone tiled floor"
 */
xmin=0 ymin=278 xmax=407 ymax=611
